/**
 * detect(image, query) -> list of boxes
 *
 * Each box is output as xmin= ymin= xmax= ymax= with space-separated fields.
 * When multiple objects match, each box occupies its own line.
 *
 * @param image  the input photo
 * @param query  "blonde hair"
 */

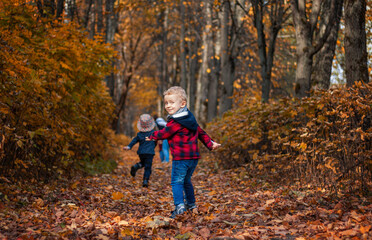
xmin=163 ymin=86 xmax=187 ymax=102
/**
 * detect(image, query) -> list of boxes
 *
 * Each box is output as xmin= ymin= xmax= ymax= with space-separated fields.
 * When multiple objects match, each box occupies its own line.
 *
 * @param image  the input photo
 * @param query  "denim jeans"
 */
xmin=171 ymin=159 xmax=198 ymax=206
xmin=139 ymin=154 xmax=154 ymax=180
xmin=160 ymin=140 xmax=170 ymax=162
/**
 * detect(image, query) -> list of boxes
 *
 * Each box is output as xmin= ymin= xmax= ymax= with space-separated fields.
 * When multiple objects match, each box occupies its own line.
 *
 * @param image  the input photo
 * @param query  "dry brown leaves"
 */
xmin=0 ymin=147 xmax=371 ymax=239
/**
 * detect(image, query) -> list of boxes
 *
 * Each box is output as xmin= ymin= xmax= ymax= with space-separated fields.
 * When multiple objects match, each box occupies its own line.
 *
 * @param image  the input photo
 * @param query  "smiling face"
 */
xmin=164 ymin=93 xmax=186 ymax=115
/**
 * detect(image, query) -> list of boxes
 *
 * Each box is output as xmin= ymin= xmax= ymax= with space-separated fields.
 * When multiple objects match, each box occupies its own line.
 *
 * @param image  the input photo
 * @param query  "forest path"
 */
xmin=0 ymin=146 xmax=371 ymax=239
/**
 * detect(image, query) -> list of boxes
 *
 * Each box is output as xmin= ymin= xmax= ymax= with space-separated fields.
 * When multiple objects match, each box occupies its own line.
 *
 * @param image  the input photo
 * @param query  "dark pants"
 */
xmin=138 ymin=154 xmax=154 ymax=180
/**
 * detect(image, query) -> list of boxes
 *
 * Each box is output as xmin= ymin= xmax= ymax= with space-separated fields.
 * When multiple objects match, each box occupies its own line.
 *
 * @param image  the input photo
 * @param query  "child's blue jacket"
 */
xmin=128 ymin=130 xmax=156 ymax=155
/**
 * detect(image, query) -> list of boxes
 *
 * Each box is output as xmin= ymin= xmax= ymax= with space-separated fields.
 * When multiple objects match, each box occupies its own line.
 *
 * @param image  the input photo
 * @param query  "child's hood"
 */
xmin=137 ymin=130 xmax=154 ymax=139
xmin=170 ymin=109 xmax=198 ymax=131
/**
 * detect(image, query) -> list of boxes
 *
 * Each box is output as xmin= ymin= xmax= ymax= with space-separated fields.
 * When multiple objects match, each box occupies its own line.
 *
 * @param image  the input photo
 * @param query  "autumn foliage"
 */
xmin=209 ymin=82 xmax=372 ymax=195
xmin=0 ymin=1 xmax=117 ymax=181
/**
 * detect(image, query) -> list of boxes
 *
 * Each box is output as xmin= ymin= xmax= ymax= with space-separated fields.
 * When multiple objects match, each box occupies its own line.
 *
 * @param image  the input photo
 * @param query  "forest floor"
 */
xmin=0 ymin=146 xmax=371 ymax=240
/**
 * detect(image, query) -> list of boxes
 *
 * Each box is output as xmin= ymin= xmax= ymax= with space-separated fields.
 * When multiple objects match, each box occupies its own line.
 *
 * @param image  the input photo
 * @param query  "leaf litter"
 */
xmin=0 ymin=146 xmax=371 ymax=239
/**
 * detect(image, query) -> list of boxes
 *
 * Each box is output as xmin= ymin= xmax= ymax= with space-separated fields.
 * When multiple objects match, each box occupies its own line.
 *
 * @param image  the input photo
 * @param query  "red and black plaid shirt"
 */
xmin=149 ymin=119 xmax=213 ymax=160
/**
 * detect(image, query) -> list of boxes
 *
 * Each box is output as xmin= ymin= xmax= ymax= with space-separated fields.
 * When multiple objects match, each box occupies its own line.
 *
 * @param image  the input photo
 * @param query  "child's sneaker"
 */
xmin=130 ymin=163 xmax=142 ymax=177
xmin=185 ymin=203 xmax=197 ymax=211
xmin=170 ymin=204 xmax=186 ymax=218
xmin=130 ymin=166 xmax=136 ymax=177
xmin=142 ymin=179 xmax=149 ymax=187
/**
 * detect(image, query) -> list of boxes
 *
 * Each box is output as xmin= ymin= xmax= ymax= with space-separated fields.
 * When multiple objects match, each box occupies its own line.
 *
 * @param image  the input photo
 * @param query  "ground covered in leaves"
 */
xmin=0 ymin=147 xmax=371 ymax=239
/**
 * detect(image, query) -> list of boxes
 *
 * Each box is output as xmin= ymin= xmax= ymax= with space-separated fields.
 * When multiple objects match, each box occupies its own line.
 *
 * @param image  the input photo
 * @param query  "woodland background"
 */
xmin=0 ymin=0 xmax=371 ymax=238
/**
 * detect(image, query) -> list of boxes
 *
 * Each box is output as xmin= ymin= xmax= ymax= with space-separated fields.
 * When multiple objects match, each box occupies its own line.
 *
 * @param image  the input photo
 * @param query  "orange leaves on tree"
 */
xmin=0 ymin=0 xmax=117 ymax=181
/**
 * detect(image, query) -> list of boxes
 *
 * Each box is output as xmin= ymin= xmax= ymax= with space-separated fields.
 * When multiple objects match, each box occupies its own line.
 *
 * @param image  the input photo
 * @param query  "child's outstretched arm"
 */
xmin=197 ymin=126 xmax=221 ymax=150
xmin=125 ymin=135 xmax=139 ymax=149
xmin=211 ymin=141 xmax=221 ymax=150
xmin=146 ymin=121 xmax=179 ymax=141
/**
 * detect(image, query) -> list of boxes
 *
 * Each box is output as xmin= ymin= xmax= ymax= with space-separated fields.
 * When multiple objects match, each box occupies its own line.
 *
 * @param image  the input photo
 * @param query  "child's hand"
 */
xmin=211 ymin=141 xmax=221 ymax=150
xmin=123 ymin=146 xmax=130 ymax=150
xmin=145 ymin=137 xmax=153 ymax=141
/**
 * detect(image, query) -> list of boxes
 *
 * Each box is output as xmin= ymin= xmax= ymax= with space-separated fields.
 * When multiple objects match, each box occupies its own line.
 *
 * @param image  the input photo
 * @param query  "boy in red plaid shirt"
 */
xmin=146 ymin=86 xmax=221 ymax=218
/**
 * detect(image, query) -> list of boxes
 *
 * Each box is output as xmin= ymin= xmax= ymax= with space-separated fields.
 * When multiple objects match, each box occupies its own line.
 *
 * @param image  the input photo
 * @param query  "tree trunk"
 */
xmin=56 ymin=0 xmax=65 ymax=19
xmin=67 ymin=0 xmax=77 ymax=21
xmin=180 ymin=0 xmax=187 ymax=90
xmin=89 ymin=1 xmax=96 ymax=39
xmin=291 ymin=0 xmax=312 ymax=97
xmin=219 ymin=0 xmax=234 ymax=115
xmin=188 ymin=35 xmax=198 ymax=113
xmin=105 ymin=0 xmax=117 ymax=98
xmin=295 ymin=50 xmax=313 ymax=97
xmin=158 ymin=20 xmax=165 ymax=115
xmin=45 ymin=0 xmax=56 ymax=16
xmin=112 ymin=76 xmax=130 ymax=131
xmin=252 ymin=0 xmax=269 ymax=102
xmin=312 ymin=0 xmax=343 ymax=90
xmin=293 ymin=20 xmax=313 ymax=97
xmin=195 ymin=0 xmax=212 ymax=122
xmin=96 ymin=0 xmax=103 ymax=34
xmin=206 ymin=0 xmax=218 ymax=122
xmin=291 ymin=0 xmax=338 ymax=98
xmin=207 ymin=49 xmax=218 ymax=122
xmin=170 ymin=54 xmax=178 ymax=86
xmin=344 ymin=0 xmax=369 ymax=87
xmin=36 ymin=0 xmax=56 ymax=18
xmin=105 ymin=0 xmax=117 ymax=44
xmin=158 ymin=7 xmax=169 ymax=116
xmin=83 ymin=0 xmax=93 ymax=28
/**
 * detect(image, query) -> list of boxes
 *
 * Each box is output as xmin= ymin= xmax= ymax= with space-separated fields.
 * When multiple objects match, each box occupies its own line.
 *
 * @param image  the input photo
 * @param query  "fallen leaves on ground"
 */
xmin=0 ymin=147 xmax=371 ymax=239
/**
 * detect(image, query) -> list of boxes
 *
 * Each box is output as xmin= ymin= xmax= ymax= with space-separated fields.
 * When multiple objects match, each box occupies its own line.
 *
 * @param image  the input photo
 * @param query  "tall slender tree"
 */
xmin=157 ymin=5 xmax=169 ymax=116
xmin=219 ymin=0 xmax=244 ymax=115
xmin=82 ymin=0 xmax=94 ymax=28
xmin=180 ymin=0 xmax=187 ymax=90
xmin=96 ymin=0 xmax=103 ymax=34
xmin=56 ymin=0 xmax=65 ymax=18
xmin=219 ymin=0 xmax=235 ymax=115
xmin=196 ymin=0 xmax=213 ymax=123
xmin=248 ymin=0 xmax=290 ymax=102
xmin=344 ymin=0 xmax=369 ymax=86
xmin=105 ymin=0 xmax=118 ymax=98
xmin=206 ymin=0 xmax=218 ymax=122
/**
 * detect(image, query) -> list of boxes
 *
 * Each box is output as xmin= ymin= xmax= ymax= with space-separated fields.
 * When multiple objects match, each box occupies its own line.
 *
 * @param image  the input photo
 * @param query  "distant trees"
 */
xmin=35 ymin=0 xmax=65 ymax=18
xmin=111 ymin=1 xmax=160 ymax=131
xmin=249 ymin=0 xmax=290 ymax=102
xmin=32 ymin=0 xmax=371 ymax=134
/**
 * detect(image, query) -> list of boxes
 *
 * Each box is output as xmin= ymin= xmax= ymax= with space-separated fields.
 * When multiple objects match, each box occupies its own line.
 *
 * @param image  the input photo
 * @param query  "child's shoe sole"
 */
xmin=130 ymin=166 xmax=136 ymax=177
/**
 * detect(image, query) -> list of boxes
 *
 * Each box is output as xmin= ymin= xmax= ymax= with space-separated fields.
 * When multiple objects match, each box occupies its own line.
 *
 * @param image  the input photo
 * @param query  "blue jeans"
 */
xmin=171 ymin=160 xmax=198 ymax=206
xmin=160 ymin=140 xmax=170 ymax=162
